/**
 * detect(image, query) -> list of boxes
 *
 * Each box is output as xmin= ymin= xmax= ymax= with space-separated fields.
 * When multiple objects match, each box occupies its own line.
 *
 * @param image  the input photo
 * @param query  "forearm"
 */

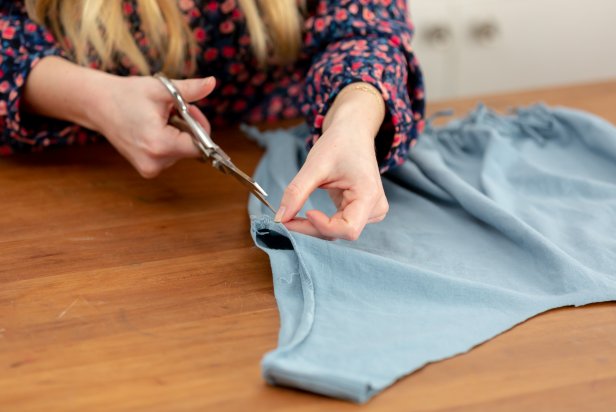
xmin=21 ymin=56 xmax=116 ymax=133
xmin=323 ymin=82 xmax=386 ymax=142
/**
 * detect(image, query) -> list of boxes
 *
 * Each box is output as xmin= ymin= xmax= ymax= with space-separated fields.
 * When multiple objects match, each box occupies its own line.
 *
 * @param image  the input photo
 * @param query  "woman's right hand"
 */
xmin=23 ymin=56 xmax=215 ymax=179
xmin=95 ymin=75 xmax=216 ymax=178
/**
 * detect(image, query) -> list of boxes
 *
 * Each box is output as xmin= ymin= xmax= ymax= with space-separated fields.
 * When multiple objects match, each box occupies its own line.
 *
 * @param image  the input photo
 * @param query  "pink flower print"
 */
xmin=222 ymin=46 xmax=235 ymax=58
xmin=239 ymin=34 xmax=251 ymax=46
xmin=2 ymin=27 xmax=15 ymax=40
xmin=330 ymin=63 xmax=343 ymax=74
xmin=251 ymin=72 xmax=267 ymax=85
xmin=351 ymin=62 xmax=364 ymax=72
xmin=123 ymin=2 xmax=133 ymax=14
xmin=363 ymin=8 xmax=375 ymax=22
xmin=233 ymin=100 xmax=247 ymax=111
xmin=228 ymin=62 xmax=243 ymax=75
xmin=263 ymin=83 xmax=275 ymax=94
xmin=193 ymin=27 xmax=207 ymax=42
xmin=220 ymin=20 xmax=234 ymax=34
xmin=221 ymin=0 xmax=236 ymax=14
xmin=416 ymin=120 xmax=425 ymax=135
xmin=283 ymin=107 xmax=298 ymax=118
xmin=351 ymin=20 xmax=366 ymax=29
xmin=392 ymin=133 xmax=402 ymax=147
xmin=269 ymin=96 xmax=283 ymax=113
xmin=203 ymin=48 xmax=218 ymax=61
xmin=340 ymin=41 xmax=354 ymax=51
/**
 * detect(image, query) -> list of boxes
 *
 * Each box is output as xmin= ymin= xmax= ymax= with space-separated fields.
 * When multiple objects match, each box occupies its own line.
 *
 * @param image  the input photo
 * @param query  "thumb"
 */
xmin=275 ymin=163 xmax=326 ymax=223
xmin=173 ymin=76 xmax=216 ymax=103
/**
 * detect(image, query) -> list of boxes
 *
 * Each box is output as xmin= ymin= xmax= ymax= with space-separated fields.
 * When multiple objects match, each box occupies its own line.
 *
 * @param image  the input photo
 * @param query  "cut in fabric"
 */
xmin=243 ymin=104 xmax=616 ymax=403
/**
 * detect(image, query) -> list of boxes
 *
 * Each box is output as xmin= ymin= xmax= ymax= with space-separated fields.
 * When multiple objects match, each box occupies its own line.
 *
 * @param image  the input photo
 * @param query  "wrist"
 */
xmin=323 ymin=108 xmax=375 ymax=145
xmin=75 ymin=70 xmax=121 ymax=134
xmin=323 ymin=82 xmax=386 ymax=138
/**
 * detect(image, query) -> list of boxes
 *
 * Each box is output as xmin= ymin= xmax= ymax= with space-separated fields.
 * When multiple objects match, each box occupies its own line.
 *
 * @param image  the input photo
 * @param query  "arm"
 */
xmin=276 ymin=0 xmax=425 ymax=240
xmin=301 ymin=0 xmax=426 ymax=173
xmin=0 ymin=1 xmax=74 ymax=153
xmin=22 ymin=56 xmax=214 ymax=178
xmin=1 ymin=3 xmax=213 ymax=177
xmin=22 ymin=56 xmax=115 ymax=133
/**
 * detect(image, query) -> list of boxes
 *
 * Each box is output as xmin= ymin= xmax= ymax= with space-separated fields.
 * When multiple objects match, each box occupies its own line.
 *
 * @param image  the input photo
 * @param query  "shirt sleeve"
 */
xmin=300 ymin=0 xmax=426 ymax=173
xmin=0 ymin=2 xmax=93 ymax=155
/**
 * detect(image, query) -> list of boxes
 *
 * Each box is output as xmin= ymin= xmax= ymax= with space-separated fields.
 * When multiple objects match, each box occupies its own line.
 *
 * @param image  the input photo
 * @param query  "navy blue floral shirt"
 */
xmin=0 ymin=0 xmax=425 ymax=173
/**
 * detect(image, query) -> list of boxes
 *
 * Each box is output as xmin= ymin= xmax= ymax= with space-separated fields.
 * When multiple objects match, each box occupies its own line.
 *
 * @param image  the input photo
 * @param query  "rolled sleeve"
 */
xmin=301 ymin=0 xmax=426 ymax=173
xmin=1 ymin=2 xmax=90 ymax=154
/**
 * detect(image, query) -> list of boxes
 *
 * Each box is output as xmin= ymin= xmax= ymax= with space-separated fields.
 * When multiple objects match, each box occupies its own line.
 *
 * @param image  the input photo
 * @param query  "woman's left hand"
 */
xmin=274 ymin=83 xmax=389 ymax=241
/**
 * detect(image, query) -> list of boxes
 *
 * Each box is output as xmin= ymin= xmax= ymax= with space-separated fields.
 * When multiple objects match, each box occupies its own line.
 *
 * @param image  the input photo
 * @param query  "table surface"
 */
xmin=1 ymin=81 xmax=616 ymax=412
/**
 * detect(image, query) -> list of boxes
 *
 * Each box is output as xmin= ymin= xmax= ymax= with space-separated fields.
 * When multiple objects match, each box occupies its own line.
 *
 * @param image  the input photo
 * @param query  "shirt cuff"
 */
xmin=301 ymin=39 xmax=425 ymax=173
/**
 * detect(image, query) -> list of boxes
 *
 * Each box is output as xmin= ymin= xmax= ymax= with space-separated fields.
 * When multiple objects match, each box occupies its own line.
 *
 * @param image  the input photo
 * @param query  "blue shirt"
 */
xmin=245 ymin=104 xmax=616 ymax=402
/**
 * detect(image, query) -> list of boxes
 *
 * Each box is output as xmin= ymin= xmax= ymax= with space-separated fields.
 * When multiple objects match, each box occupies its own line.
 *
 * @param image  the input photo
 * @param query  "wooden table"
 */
xmin=1 ymin=81 xmax=616 ymax=411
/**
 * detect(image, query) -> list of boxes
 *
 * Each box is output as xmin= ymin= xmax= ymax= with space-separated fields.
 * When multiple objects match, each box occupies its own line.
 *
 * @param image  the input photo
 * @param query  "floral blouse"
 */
xmin=0 ymin=0 xmax=425 ymax=173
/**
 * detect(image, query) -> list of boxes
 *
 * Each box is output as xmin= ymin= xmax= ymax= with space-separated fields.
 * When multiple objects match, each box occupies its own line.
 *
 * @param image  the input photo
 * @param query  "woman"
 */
xmin=0 ymin=0 xmax=424 ymax=240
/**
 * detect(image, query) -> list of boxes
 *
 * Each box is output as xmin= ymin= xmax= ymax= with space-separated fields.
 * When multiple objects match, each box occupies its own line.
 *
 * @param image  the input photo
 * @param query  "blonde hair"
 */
xmin=25 ymin=0 xmax=304 ymax=77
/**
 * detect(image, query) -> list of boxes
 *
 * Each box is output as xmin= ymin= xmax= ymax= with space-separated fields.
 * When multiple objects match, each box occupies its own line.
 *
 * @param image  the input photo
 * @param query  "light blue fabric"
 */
xmin=243 ymin=105 xmax=616 ymax=403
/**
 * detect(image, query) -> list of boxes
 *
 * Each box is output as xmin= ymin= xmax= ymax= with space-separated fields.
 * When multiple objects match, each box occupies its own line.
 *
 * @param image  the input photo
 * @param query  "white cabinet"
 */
xmin=409 ymin=0 xmax=616 ymax=101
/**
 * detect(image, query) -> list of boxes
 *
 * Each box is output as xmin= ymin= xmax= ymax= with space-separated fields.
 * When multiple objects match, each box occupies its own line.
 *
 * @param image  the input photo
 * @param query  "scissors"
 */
xmin=155 ymin=73 xmax=276 ymax=213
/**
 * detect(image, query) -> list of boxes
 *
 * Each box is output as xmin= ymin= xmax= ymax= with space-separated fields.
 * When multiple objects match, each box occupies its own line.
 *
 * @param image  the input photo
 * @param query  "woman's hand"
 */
xmin=23 ymin=56 xmax=215 ymax=178
xmin=97 ymin=75 xmax=215 ymax=178
xmin=275 ymin=83 xmax=389 ymax=241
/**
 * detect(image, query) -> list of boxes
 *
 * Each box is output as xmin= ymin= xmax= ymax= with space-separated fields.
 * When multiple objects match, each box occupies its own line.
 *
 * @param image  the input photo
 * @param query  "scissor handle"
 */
xmin=155 ymin=73 xmax=220 ymax=154
xmin=155 ymin=73 xmax=189 ymax=113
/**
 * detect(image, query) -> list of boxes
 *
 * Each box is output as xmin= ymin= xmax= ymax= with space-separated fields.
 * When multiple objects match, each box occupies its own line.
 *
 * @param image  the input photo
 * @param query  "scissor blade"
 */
xmin=220 ymin=161 xmax=277 ymax=214
xmin=250 ymin=187 xmax=277 ymax=214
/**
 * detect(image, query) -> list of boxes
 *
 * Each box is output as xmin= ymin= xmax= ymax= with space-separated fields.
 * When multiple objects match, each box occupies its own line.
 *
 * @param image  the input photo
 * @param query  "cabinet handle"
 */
xmin=422 ymin=24 xmax=453 ymax=49
xmin=470 ymin=21 xmax=500 ymax=45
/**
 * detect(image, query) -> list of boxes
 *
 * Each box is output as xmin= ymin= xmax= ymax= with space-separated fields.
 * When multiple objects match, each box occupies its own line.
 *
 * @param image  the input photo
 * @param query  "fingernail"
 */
xmin=204 ymin=76 xmax=215 ymax=85
xmin=274 ymin=206 xmax=286 ymax=223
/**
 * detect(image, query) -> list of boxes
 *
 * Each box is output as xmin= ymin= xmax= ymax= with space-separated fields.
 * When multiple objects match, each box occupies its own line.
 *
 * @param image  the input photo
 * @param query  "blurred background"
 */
xmin=408 ymin=0 xmax=616 ymax=101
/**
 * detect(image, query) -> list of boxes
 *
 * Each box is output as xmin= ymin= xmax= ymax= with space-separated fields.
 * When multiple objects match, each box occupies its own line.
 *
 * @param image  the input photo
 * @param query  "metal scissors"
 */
xmin=155 ymin=73 xmax=276 ymax=213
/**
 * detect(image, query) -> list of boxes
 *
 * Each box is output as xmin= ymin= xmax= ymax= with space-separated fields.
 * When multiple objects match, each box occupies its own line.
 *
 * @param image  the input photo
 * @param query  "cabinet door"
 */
xmin=409 ymin=0 xmax=461 ymax=101
xmin=410 ymin=0 xmax=616 ymax=100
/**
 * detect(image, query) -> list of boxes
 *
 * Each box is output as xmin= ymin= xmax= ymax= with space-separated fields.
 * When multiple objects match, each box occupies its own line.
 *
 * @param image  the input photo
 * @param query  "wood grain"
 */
xmin=1 ymin=80 xmax=616 ymax=411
